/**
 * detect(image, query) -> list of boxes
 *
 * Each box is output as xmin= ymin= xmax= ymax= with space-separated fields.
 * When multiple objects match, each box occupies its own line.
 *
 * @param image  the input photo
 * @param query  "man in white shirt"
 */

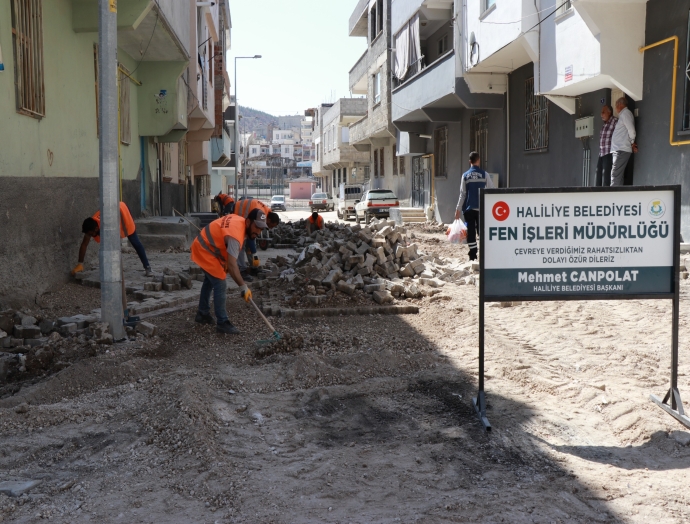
xmin=609 ymin=97 xmax=638 ymax=186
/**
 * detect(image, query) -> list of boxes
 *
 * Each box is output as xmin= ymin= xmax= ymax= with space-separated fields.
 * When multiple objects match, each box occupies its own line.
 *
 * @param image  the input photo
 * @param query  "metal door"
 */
xmin=411 ymin=156 xmax=428 ymax=208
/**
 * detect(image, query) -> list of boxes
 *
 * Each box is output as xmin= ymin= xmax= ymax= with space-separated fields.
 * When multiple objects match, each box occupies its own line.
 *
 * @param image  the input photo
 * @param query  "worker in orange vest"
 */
xmin=233 ymin=197 xmax=280 ymax=279
xmin=306 ymin=211 xmax=324 ymax=235
xmin=71 ymin=201 xmax=153 ymax=277
xmin=214 ymin=192 xmax=235 ymax=216
xmin=191 ymin=208 xmax=268 ymax=334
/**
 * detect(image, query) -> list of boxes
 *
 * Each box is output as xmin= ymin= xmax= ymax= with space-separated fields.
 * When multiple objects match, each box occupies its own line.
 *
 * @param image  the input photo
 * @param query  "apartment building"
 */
xmin=0 ymin=0 xmax=231 ymax=300
xmin=349 ymin=0 xmax=408 ymax=201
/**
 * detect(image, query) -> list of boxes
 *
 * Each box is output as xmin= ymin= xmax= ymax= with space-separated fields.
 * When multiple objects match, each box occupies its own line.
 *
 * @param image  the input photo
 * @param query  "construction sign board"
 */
xmin=483 ymin=188 xmax=675 ymax=300
xmin=474 ymin=186 xmax=686 ymax=432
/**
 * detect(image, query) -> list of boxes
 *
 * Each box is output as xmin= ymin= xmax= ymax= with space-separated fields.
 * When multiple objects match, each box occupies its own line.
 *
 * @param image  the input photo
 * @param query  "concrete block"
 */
xmin=195 ymin=274 xmax=205 ymax=282
xmin=375 ymin=247 xmax=386 ymax=264
xmin=26 ymin=338 xmax=47 ymax=348
xmin=163 ymin=275 xmax=178 ymax=285
xmin=352 ymin=274 xmax=364 ymax=289
xmin=0 ymin=337 xmax=10 ymax=349
xmin=59 ymin=323 xmax=78 ymax=335
xmin=14 ymin=325 xmax=41 ymax=339
xmin=420 ymin=278 xmax=446 ymax=288
xmin=348 ymin=254 xmax=365 ymax=265
xmin=385 ymin=281 xmax=405 ymax=296
xmin=346 ymin=241 xmax=358 ymax=252
xmin=378 ymin=226 xmax=393 ymax=238
xmin=10 ymin=338 xmax=24 ymax=348
xmin=364 ymin=283 xmax=386 ymax=293
xmin=20 ymin=316 xmax=37 ymax=327
xmin=0 ymin=315 xmax=14 ymax=334
xmin=405 ymin=284 xmax=421 ymax=299
xmin=322 ymin=269 xmax=343 ymax=287
xmin=410 ymin=258 xmax=425 ymax=269
xmin=38 ymin=320 xmax=55 ymax=335
xmin=357 ymin=266 xmax=372 ymax=277
xmin=373 ymin=290 xmax=394 ymax=304
xmin=306 ymin=295 xmax=327 ymax=306
xmin=163 ymin=283 xmax=181 ymax=292
xmin=144 ymin=282 xmax=163 ymax=291
xmin=336 ymin=281 xmax=356 ymax=296
xmin=136 ymin=322 xmax=158 ymax=337
xmin=355 ymin=242 xmax=370 ymax=255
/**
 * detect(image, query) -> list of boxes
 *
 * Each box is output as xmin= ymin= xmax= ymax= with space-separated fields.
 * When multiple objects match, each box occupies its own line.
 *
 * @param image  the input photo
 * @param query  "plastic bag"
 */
xmin=446 ymin=219 xmax=468 ymax=244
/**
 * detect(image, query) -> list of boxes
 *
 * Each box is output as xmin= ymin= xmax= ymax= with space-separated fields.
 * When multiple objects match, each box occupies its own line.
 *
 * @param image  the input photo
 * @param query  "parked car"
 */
xmin=354 ymin=189 xmax=399 ymax=224
xmin=336 ymin=184 xmax=363 ymax=221
xmin=309 ymin=192 xmax=334 ymax=212
xmin=270 ymin=195 xmax=286 ymax=212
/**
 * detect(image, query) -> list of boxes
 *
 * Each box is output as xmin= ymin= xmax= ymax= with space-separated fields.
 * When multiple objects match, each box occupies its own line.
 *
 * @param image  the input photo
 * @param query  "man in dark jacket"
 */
xmin=454 ymin=151 xmax=494 ymax=261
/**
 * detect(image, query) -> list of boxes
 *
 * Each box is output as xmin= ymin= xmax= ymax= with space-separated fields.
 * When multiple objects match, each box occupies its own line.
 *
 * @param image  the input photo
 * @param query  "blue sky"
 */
xmin=228 ymin=0 xmax=367 ymax=116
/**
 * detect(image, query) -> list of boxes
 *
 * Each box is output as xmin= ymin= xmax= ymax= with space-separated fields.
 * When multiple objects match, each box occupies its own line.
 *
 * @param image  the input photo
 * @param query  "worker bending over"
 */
xmin=214 ymin=193 xmax=235 ymax=216
xmin=306 ymin=212 xmax=324 ymax=235
xmin=191 ymin=208 xmax=268 ymax=334
xmin=72 ymin=201 xmax=153 ymax=277
xmin=233 ymin=197 xmax=280 ymax=278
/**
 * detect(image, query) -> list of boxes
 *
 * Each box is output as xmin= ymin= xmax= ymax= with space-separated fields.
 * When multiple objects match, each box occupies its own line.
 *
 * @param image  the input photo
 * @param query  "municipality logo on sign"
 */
xmin=648 ymin=199 xmax=666 ymax=218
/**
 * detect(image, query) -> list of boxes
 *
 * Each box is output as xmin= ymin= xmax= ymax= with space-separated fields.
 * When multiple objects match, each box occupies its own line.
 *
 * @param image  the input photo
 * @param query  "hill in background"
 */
xmin=238 ymin=107 xmax=277 ymax=138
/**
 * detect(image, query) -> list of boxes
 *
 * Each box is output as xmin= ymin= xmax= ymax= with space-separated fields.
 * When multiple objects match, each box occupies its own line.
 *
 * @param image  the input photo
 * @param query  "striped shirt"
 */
xmin=599 ymin=116 xmax=618 ymax=157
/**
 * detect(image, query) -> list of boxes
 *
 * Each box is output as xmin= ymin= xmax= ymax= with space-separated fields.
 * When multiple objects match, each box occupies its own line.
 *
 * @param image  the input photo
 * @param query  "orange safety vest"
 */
xmin=234 ymin=197 xmax=269 ymax=219
xmin=91 ymin=202 xmax=136 ymax=243
xmin=218 ymin=194 xmax=234 ymax=207
xmin=308 ymin=215 xmax=324 ymax=229
xmin=190 ymin=215 xmax=246 ymax=279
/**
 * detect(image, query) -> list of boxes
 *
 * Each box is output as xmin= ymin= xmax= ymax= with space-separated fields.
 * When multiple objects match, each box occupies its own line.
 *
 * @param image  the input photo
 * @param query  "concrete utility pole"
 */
xmin=99 ymin=0 xmax=126 ymax=340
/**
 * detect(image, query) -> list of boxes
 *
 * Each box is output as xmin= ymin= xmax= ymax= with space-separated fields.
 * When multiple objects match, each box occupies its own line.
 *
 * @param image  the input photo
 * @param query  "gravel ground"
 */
xmin=0 ymin=233 xmax=689 ymax=523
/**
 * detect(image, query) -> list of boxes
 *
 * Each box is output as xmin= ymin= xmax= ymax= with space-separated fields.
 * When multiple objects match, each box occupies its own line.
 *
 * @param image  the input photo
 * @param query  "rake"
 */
xmin=249 ymin=298 xmax=283 ymax=345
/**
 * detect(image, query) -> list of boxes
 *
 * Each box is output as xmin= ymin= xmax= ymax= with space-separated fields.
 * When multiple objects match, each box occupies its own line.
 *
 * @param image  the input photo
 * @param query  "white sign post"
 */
xmin=476 ymin=186 xmax=686 ymax=431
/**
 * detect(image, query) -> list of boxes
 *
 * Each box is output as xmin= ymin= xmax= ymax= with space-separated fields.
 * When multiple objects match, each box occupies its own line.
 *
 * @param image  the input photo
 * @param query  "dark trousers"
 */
xmin=595 ymin=153 xmax=612 ymax=187
xmin=464 ymin=209 xmax=480 ymax=252
xmin=198 ymin=270 xmax=228 ymax=325
xmin=222 ymin=203 xmax=234 ymax=216
xmin=127 ymin=232 xmax=150 ymax=269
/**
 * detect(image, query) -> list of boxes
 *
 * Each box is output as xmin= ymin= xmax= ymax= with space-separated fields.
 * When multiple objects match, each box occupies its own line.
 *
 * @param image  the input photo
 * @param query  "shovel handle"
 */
xmin=249 ymin=298 xmax=277 ymax=333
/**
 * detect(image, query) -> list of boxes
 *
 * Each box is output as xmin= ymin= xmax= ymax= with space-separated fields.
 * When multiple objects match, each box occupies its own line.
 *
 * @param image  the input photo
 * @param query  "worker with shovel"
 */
xmin=233 ymin=197 xmax=280 ymax=280
xmin=191 ymin=208 xmax=267 ymax=334
xmin=71 ymin=201 xmax=153 ymax=277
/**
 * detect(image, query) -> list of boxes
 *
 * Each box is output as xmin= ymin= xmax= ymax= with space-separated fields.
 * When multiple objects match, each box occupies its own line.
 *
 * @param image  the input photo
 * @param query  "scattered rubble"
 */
xmin=254 ymin=334 xmax=304 ymax=359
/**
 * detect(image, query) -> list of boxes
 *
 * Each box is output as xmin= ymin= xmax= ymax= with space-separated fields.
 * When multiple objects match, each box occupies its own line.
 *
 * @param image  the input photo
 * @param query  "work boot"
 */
xmin=145 ymin=266 xmax=154 ymax=277
xmin=240 ymin=271 xmax=254 ymax=282
xmin=216 ymin=320 xmax=240 ymax=335
xmin=195 ymin=311 xmax=215 ymax=325
xmin=468 ymin=248 xmax=478 ymax=261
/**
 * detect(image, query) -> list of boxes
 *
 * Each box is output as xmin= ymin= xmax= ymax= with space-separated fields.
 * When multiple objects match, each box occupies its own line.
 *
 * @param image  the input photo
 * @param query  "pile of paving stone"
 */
xmin=0 ymin=308 xmax=157 ymax=354
xmin=262 ymin=218 xmax=479 ymax=307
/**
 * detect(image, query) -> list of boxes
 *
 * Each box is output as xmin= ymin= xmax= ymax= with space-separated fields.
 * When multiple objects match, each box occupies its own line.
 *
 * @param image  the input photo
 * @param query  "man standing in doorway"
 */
xmin=455 ymin=151 xmax=494 ymax=261
xmin=610 ymin=97 xmax=638 ymax=186
xmin=596 ymin=105 xmax=617 ymax=187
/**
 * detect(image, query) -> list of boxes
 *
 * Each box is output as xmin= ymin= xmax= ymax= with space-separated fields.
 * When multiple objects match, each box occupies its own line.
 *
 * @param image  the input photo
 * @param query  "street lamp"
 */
xmin=234 ymin=55 xmax=262 ymax=198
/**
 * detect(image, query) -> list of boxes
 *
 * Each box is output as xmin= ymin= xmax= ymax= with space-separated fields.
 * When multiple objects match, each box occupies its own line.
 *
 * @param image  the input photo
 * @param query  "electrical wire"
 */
xmin=129 ymin=0 xmax=160 ymax=76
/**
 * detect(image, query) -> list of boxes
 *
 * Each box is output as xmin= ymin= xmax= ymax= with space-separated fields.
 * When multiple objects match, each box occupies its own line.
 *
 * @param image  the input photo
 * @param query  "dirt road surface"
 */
xmin=1 ymin=227 xmax=689 ymax=523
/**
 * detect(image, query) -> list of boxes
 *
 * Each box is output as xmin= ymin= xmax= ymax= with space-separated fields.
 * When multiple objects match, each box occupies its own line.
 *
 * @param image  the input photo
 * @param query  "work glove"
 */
xmin=71 ymin=263 xmax=84 ymax=276
xmin=252 ymin=255 xmax=260 ymax=268
xmin=239 ymin=284 xmax=252 ymax=303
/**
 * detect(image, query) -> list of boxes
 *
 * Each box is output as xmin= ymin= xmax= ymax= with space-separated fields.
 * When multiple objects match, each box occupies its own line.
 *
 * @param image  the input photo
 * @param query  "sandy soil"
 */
xmin=1 ymin=232 xmax=689 ymax=523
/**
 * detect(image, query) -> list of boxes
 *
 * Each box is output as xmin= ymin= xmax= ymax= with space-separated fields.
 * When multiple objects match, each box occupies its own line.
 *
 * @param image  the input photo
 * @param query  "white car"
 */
xmin=270 ymin=195 xmax=286 ymax=212
xmin=355 ymin=189 xmax=399 ymax=224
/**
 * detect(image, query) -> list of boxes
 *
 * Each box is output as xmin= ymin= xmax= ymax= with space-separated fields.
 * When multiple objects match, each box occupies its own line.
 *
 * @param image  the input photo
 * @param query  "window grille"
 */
xmin=11 ymin=0 xmax=45 ymax=117
xmin=434 ymin=127 xmax=448 ymax=177
xmin=374 ymin=149 xmax=379 ymax=177
xmin=379 ymin=148 xmax=385 ymax=177
xmin=470 ymin=113 xmax=489 ymax=168
xmin=525 ymin=77 xmax=549 ymax=151
xmin=393 ymin=150 xmax=398 ymax=176
xmin=399 ymin=156 xmax=405 ymax=176
xmin=119 ymin=64 xmax=131 ymax=145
